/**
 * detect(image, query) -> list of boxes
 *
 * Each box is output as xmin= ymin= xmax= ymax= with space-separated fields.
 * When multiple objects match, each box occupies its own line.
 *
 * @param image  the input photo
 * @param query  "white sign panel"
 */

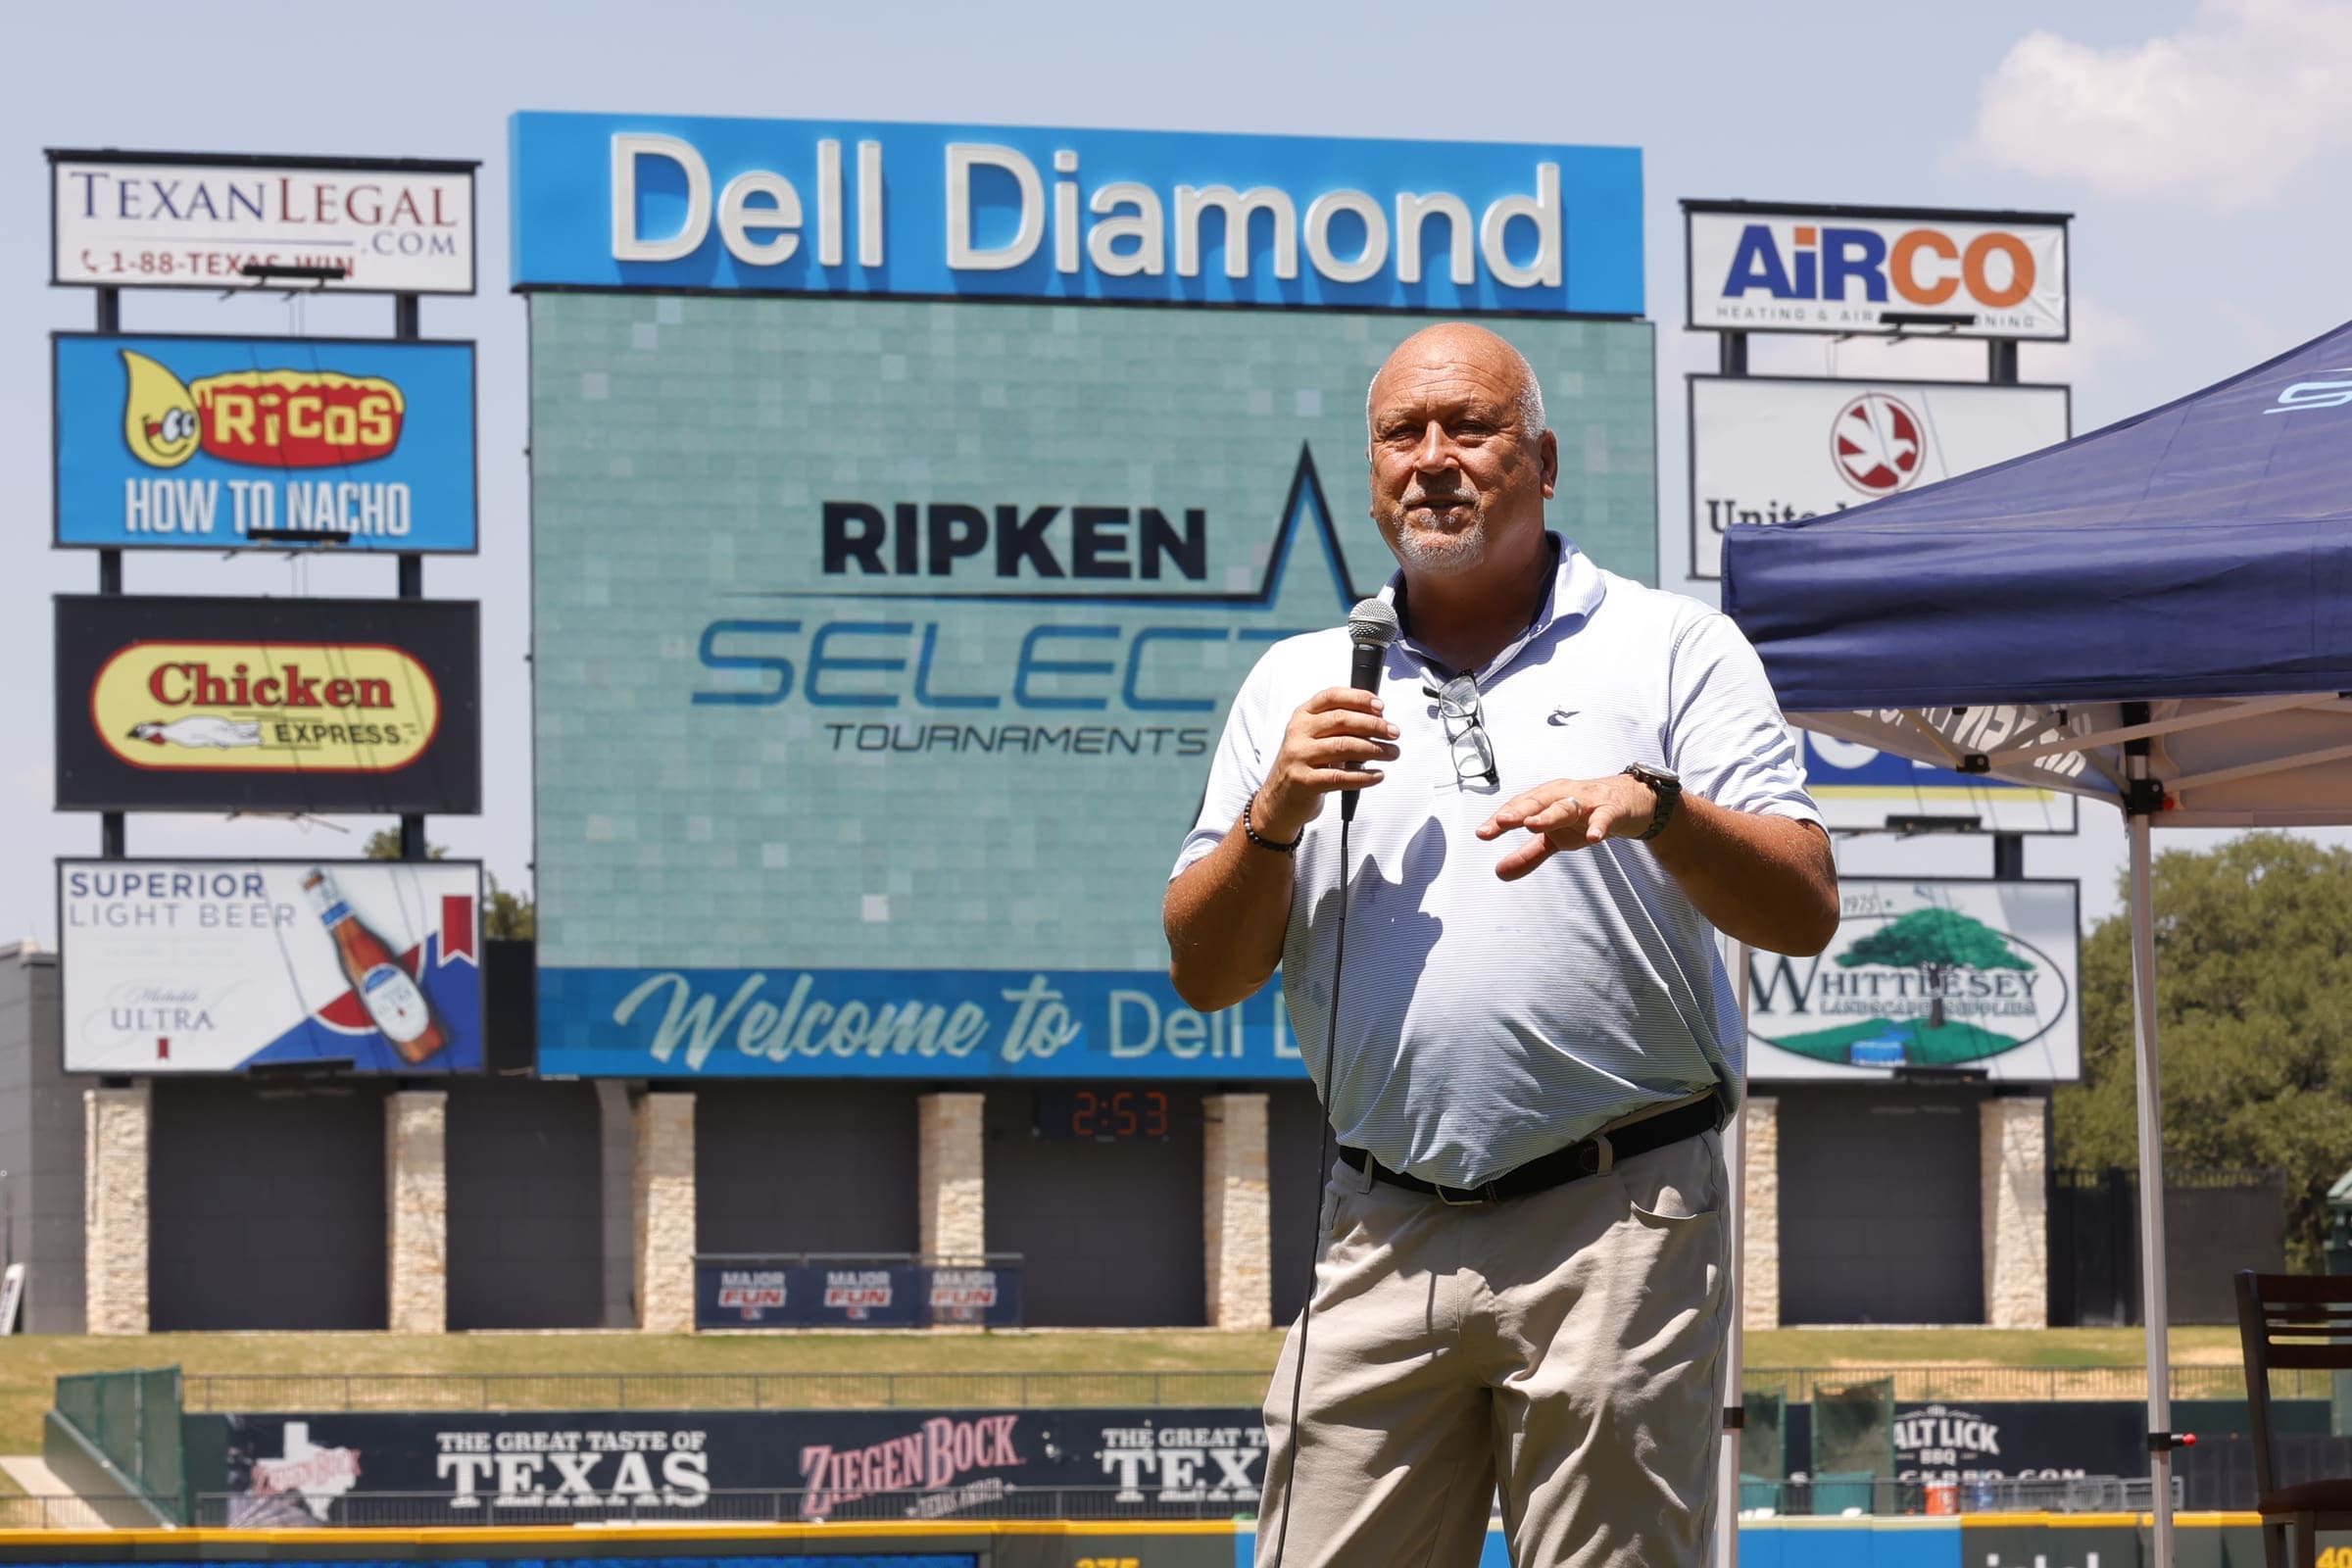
xmin=1690 ymin=374 xmax=2070 ymax=579
xmin=1687 ymin=203 xmax=2068 ymax=340
xmin=1746 ymin=878 xmax=2079 ymax=1083
xmin=1797 ymin=730 xmax=2077 ymax=836
xmin=50 ymin=152 xmax=476 ymax=294
xmin=59 ymin=860 xmax=485 ymax=1074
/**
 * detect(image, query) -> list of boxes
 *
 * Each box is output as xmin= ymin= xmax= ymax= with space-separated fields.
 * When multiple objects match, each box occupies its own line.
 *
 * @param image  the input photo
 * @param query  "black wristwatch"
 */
xmin=1624 ymin=762 xmax=1682 ymax=842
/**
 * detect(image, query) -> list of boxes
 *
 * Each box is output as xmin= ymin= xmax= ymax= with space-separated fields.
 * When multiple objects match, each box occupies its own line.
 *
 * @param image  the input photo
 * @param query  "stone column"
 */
xmin=1202 ymin=1094 xmax=1272 ymax=1331
xmin=385 ymin=1091 xmax=448 ymax=1334
xmin=83 ymin=1086 xmax=150 ymax=1336
xmin=1741 ymin=1096 xmax=1780 ymax=1333
xmin=1982 ymin=1095 xmax=2049 ymax=1329
xmin=633 ymin=1090 xmax=697 ymax=1333
xmin=917 ymin=1093 xmax=986 ymax=1259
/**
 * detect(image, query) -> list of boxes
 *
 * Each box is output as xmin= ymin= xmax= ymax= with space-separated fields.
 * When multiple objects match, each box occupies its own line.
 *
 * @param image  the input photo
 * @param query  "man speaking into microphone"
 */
xmin=1163 ymin=323 xmax=1838 ymax=1568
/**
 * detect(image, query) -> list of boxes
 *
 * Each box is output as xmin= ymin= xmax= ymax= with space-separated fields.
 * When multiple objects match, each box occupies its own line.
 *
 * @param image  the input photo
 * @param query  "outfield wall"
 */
xmin=0 ymin=1513 xmax=2327 ymax=1568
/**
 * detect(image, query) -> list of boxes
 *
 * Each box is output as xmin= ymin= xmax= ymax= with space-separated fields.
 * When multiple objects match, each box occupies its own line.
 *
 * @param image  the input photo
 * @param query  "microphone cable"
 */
xmin=1268 ymin=810 xmax=1345 ymax=1568
xmin=1270 ymin=595 xmax=1393 ymax=1568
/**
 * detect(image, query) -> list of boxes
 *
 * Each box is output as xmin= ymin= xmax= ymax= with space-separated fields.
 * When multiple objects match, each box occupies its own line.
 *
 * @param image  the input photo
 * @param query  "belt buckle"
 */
xmin=1435 ymin=1179 xmax=1499 ymax=1206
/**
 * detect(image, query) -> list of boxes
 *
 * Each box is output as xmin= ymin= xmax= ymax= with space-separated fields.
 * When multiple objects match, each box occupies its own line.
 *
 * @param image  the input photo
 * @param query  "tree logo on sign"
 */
xmin=1830 ymin=393 xmax=1926 ymax=495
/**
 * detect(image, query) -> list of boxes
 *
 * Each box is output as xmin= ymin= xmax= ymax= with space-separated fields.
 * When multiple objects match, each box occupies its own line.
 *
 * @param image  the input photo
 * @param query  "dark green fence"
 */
xmin=51 ymin=1366 xmax=183 ymax=1523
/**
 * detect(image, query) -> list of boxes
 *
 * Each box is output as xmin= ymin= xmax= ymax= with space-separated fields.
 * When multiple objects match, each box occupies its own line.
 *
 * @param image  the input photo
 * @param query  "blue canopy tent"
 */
xmin=1725 ymin=319 xmax=2352 ymax=1567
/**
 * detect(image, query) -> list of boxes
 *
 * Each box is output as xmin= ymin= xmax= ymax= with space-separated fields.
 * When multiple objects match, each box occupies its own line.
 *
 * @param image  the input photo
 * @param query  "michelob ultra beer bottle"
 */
xmin=301 ymin=867 xmax=446 ymax=1064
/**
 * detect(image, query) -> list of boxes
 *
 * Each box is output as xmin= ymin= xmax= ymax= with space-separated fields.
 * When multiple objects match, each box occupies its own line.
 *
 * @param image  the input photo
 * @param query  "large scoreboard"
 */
xmin=514 ymin=114 xmax=1656 ymax=1081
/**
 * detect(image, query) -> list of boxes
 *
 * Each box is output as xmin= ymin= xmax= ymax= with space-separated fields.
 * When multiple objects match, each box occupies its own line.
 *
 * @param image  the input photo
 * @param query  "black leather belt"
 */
xmin=1338 ymin=1090 xmax=1725 ymax=1205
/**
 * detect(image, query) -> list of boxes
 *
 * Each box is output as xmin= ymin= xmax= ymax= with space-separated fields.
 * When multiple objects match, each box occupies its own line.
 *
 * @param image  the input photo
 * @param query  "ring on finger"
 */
xmin=1563 ymin=796 xmax=1582 ymax=814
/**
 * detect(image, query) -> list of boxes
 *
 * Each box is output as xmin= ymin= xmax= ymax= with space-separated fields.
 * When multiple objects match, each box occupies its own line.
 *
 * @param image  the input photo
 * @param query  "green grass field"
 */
xmin=0 ymin=1324 xmax=2251 ymax=1461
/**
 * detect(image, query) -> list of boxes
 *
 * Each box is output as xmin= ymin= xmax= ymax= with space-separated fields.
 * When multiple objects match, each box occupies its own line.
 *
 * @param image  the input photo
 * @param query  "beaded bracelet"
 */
xmin=1243 ymin=795 xmax=1303 ymax=855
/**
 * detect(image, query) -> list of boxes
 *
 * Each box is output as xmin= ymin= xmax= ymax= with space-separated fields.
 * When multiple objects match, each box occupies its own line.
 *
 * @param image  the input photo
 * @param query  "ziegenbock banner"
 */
xmin=192 ymin=1407 xmax=1267 ymax=1525
xmin=53 ymin=333 xmax=479 ymax=552
xmin=696 ymin=1261 xmax=1020 ymax=1329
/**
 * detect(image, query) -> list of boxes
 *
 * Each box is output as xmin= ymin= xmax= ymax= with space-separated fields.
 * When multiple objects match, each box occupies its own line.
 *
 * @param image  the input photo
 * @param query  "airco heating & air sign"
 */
xmin=56 ymin=596 xmax=480 ymax=814
xmin=54 ymin=334 xmax=478 ymax=552
xmin=1684 ymin=201 xmax=2070 ymax=340
xmin=49 ymin=149 xmax=477 ymax=294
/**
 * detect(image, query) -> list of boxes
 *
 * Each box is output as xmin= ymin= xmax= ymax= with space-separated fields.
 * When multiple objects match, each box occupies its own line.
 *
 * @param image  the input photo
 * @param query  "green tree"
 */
xmin=2058 ymin=833 xmax=2352 ymax=1269
xmin=362 ymin=830 xmax=534 ymax=940
xmin=1839 ymin=906 xmax=2031 ymax=1028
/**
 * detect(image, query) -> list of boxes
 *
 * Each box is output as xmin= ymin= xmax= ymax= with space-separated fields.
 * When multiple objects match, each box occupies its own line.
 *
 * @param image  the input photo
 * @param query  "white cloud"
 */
xmin=1967 ymin=0 xmax=2352 ymax=209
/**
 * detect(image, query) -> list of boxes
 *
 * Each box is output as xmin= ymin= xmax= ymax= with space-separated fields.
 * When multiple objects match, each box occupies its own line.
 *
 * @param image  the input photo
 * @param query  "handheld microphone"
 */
xmin=1341 ymin=599 xmax=1401 ymax=823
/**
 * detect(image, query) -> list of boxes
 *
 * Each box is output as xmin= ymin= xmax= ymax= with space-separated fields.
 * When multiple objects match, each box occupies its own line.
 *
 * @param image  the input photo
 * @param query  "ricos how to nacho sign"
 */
xmin=1744 ymin=878 xmax=2079 ymax=1082
xmin=53 ymin=333 xmax=477 ymax=552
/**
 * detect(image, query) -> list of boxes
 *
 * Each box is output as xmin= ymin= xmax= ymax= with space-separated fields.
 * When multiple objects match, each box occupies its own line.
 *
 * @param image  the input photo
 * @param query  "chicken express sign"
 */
xmin=55 ymin=595 xmax=480 ymax=814
xmin=52 ymin=333 xmax=478 ymax=552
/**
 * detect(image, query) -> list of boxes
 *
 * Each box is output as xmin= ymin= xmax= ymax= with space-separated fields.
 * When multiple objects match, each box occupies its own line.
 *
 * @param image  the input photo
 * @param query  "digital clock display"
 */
xmin=1034 ymin=1086 xmax=1173 ymax=1142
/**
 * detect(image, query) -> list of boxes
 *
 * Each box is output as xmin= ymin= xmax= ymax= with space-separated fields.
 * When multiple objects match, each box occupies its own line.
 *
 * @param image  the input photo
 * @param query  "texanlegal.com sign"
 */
xmin=50 ymin=149 xmax=476 ymax=294
xmin=1745 ymin=878 xmax=2079 ymax=1082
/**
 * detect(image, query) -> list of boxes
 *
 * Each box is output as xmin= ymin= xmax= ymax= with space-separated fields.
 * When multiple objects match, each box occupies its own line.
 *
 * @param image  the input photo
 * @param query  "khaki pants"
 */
xmin=1254 ymin=1128 xmax=1729 ymax=1568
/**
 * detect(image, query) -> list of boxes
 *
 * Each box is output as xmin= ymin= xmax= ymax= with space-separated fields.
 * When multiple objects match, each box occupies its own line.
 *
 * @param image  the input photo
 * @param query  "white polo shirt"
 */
xmin=1172 ymin=536 xmax=1821 ymax=1188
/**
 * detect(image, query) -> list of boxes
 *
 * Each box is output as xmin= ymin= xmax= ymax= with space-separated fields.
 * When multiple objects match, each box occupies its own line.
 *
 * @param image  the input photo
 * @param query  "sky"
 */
xmin=6 ymin=0 xmax=2350 ymax=946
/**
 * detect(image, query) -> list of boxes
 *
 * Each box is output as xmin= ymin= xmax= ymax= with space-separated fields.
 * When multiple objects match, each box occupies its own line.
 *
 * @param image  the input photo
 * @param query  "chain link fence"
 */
xmin=177 ymin=1364 xmax=2326 ymax=1414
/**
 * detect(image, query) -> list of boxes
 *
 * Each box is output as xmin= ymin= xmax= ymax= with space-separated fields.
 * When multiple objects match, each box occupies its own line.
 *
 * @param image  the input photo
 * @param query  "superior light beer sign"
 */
xmin=55 ymin=595 xmax=480 ymax=814
xmin=1745 ymin=878 xmax=2080 ymax=1082
xmin=58 ymin=858 xmax=484 ymax=1074
xmin=53 ymin=334 xmax=478 ymax=553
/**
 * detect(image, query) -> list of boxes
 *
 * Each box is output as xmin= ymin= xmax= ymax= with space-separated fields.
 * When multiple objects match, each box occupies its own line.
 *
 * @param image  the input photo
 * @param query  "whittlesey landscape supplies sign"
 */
xmin=1743 ymin=877 xmax=2079 ymax=1082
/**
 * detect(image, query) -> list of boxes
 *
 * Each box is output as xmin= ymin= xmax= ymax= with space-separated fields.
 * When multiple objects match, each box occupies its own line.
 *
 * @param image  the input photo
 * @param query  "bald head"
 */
xmin=1365 ymin=323 xmax=1546 ymax=450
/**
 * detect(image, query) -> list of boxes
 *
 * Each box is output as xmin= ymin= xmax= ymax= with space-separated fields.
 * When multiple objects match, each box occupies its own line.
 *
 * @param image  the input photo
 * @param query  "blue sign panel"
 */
xmin=540 ymin=967 xmax=1296 ymax=1081
xmin=54 ymin=333 xmax=478 ymax=552
xmin=509 ymin=112 xmax=1643 ymax=316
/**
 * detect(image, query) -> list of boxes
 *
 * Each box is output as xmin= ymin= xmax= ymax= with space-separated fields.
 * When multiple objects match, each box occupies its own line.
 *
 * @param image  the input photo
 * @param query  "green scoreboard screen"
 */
xmin=530 ymin=295 xmax=1656 ymax=1078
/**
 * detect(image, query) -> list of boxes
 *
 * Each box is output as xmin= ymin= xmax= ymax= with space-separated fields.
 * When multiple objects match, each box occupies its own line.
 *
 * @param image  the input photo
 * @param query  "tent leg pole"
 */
xmin=2129 ymin=810 xmax=2176 ymax=1568
xmin=1715 ymin=940 xmax=1751 ymax=1568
